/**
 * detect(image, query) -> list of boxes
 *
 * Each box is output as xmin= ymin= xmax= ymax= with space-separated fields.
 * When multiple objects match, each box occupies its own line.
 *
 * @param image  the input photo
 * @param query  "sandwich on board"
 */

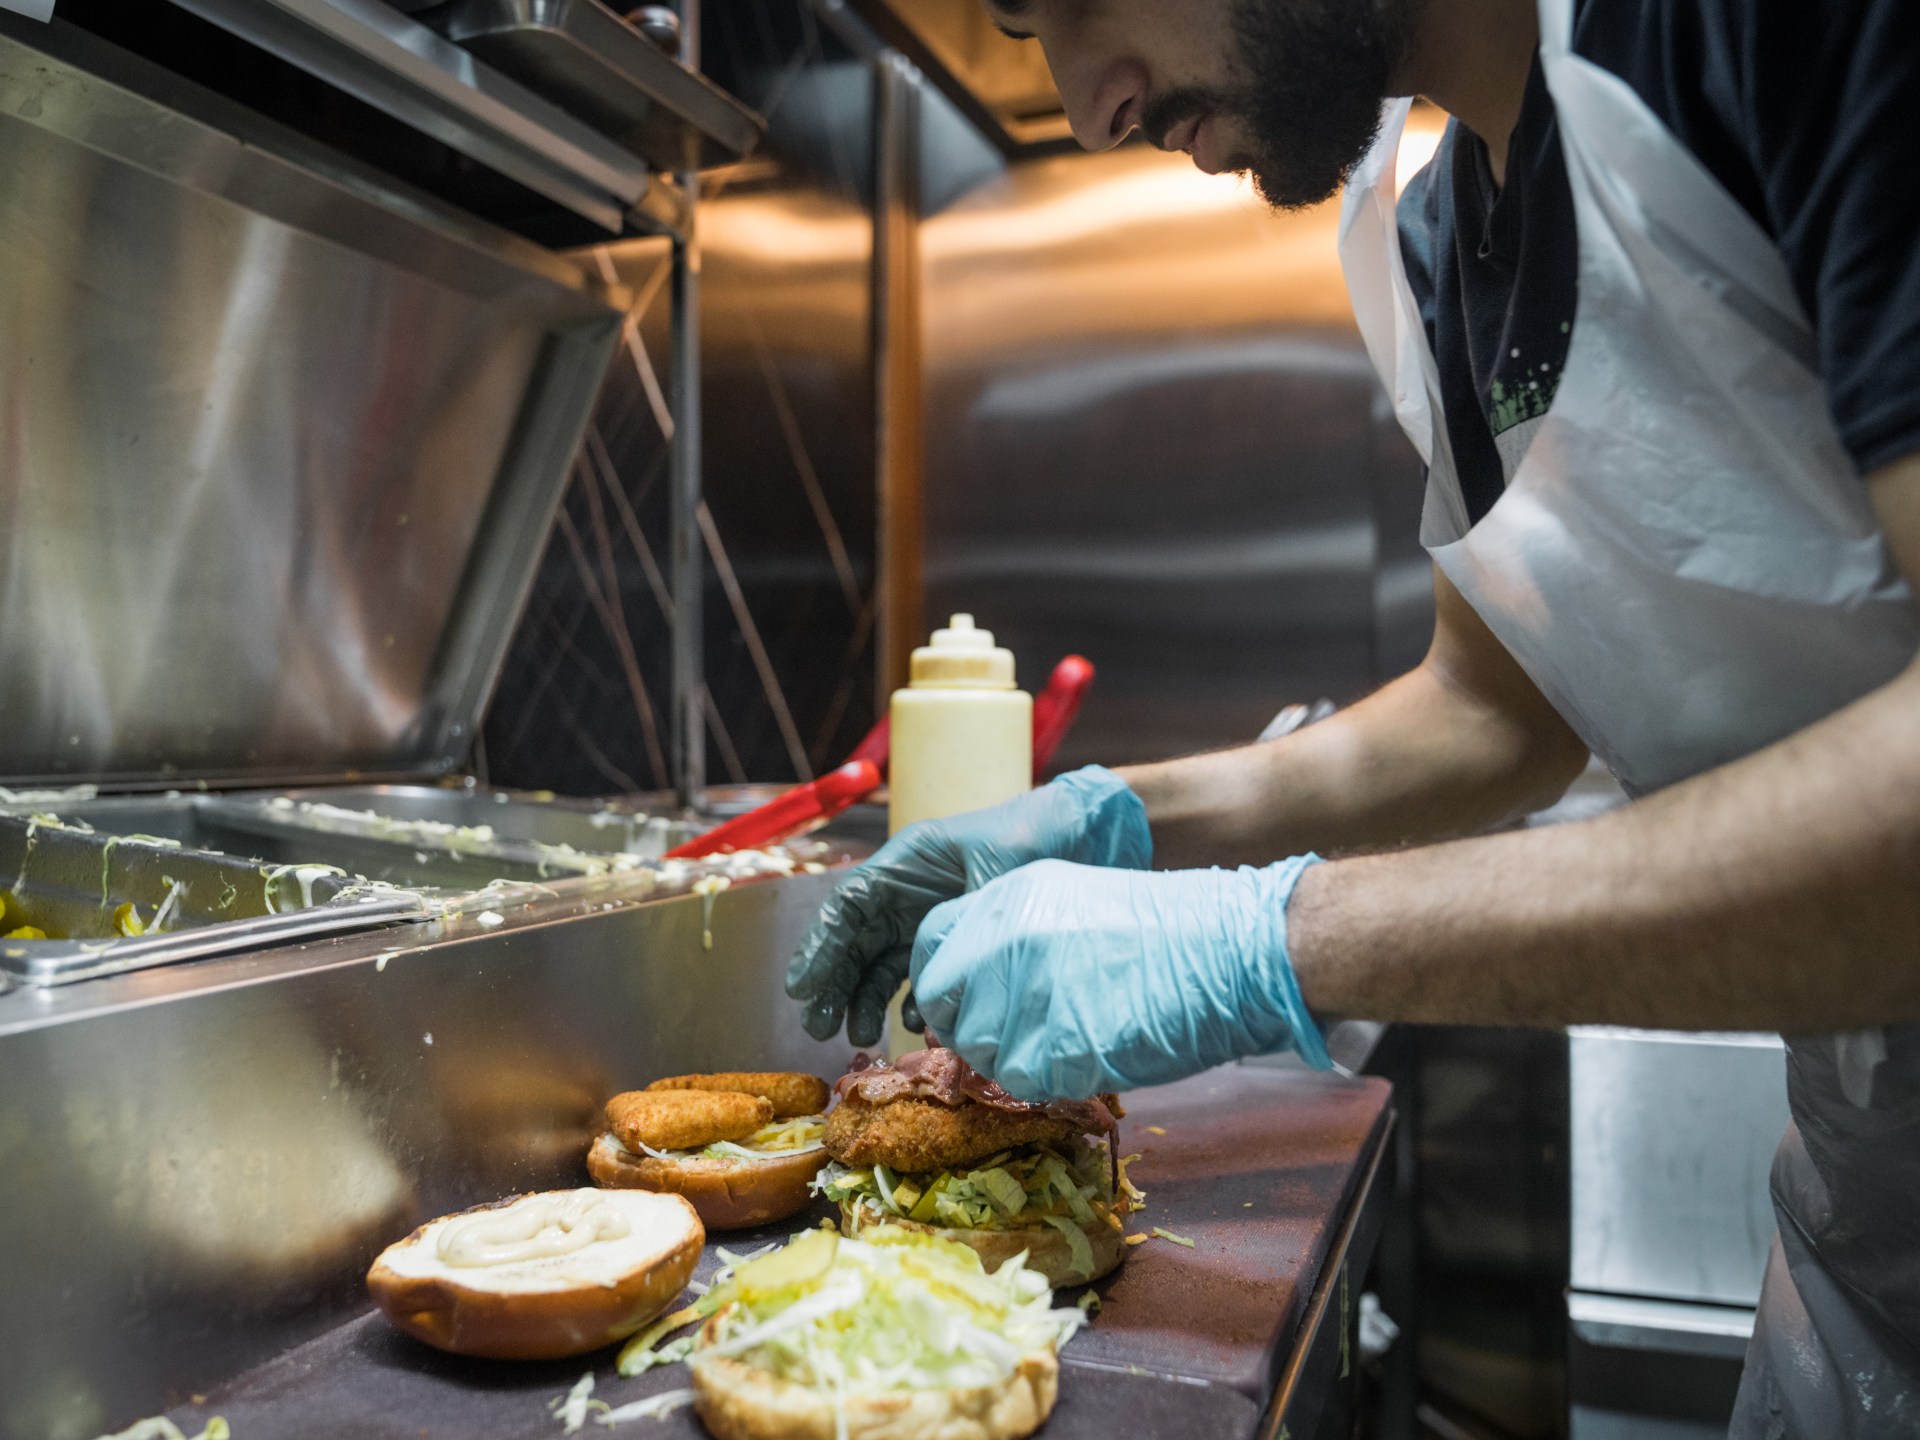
xmin=814 ymin=1048 xmax=1137 ymax=1286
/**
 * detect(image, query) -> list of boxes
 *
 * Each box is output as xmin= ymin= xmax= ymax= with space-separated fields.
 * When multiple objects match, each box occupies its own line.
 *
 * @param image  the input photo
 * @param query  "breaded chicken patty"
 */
xmin=647 ymin=1071 xmax=829 ymax=1119
xmin=607 ymin=1089 xmax=771 ymax=1152
xmin=823 ymin=1092 xmax=1080 ymax=1173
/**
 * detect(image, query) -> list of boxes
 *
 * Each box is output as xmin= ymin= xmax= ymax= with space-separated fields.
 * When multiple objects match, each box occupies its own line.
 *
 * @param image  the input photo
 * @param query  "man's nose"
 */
xmin=1058 ymin=56 xmax=1151 ymax=151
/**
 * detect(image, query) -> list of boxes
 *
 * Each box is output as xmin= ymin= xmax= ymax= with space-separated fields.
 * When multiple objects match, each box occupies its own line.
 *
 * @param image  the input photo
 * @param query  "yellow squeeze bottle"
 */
xmin=887 ymin=614 xmax=1032 ymax=836
xmin=884 ymin=615 xmax=1032 ymax=1056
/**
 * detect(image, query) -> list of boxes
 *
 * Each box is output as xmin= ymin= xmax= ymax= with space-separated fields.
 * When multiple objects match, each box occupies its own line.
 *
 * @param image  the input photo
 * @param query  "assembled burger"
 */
xmin=815 ymin=1049 xmax=1135 ymax=1286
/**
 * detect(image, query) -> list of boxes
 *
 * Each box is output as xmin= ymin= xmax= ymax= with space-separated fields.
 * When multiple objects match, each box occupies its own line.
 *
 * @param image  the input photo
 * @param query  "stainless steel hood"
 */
xmin=0 ymin=17 xmax=625 ymax=789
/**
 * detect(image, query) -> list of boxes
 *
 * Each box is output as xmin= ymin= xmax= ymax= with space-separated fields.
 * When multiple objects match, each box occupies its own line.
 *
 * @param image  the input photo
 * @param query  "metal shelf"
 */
xmin=169 ymin=0 xmax=654 ymax=229
xmin=429 ymin=0 xmax=764 ymax=172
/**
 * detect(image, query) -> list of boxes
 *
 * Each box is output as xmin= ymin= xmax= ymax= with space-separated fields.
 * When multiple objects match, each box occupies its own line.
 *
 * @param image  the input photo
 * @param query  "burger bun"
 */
xmin=589 ymin=1132 xmax=827 ymax=1231
xmin=691 ymin=1312 xmax=1060 ymax=1440
xmin=367 ymin=1189 xmax=702 ymax=1360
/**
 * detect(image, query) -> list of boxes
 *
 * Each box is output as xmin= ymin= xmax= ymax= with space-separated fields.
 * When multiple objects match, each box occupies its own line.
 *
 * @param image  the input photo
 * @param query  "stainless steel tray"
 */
xmin=193 ymin=788 xmax=695 ymax=887
xmin=0 ymin=811 xmax=428 ymax=986
xmin=245 ymin=783 xmax=696 ymax=857
xmin=431 ymin=0 xmax=765 ymax=170
xmin=0 ymin=786 xmax=859 ymax=986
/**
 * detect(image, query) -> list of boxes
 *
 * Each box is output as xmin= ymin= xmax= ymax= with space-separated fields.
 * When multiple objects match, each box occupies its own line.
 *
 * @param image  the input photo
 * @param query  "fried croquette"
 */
xmin=823 ymin=1092 xmax=1081 ymax=1174
xmin=647 ymin=1071 xmax=829 ymax=1119
xmin=606 ymin=1089 xmax=772 ymax=1152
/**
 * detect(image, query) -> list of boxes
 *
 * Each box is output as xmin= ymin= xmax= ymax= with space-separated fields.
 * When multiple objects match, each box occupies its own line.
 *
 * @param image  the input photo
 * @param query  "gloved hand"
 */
xmin=786 ymin=766 xmax=1151 ymax=1045
xmin=909 ymin=855 xmax=1329 ymax=1101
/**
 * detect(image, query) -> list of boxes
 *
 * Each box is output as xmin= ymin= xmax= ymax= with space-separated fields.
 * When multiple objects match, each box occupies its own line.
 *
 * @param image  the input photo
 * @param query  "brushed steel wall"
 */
xmin=920 ymin=145 xmax=1429 ymax=769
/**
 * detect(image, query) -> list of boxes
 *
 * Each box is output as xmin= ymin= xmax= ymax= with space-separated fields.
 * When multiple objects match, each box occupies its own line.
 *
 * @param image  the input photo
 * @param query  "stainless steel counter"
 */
xmin=1 ymin=877 xmax=1394 ymax=1440
xmin=0 ymin=868 xmax=851 ymax=1440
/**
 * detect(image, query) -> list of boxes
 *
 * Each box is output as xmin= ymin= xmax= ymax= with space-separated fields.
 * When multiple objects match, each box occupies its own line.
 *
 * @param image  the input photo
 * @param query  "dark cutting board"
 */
xmin=164 ymin=1065 xmax=1390 ymax=1439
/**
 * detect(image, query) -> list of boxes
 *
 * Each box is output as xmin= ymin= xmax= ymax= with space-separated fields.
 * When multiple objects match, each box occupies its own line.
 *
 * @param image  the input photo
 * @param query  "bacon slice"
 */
xmin=831 ymin=1049 xmax=1122 ymax=1150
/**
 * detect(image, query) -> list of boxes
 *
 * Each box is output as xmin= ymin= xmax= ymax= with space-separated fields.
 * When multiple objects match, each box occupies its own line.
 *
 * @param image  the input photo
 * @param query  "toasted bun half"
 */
xmin=367 ymin=1189 xmax=702 ymax=1360
xmin=839 ymin=1198 xmax=1124 ymax=1289
xmin=691 ymin=1315 xmax=1059 ymax=1440
xmin=588 ymin=1133 xmax=828 ymax=1230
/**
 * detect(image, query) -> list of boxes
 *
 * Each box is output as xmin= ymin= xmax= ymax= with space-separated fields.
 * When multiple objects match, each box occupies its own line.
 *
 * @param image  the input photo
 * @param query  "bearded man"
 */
xmin=789 ymin=1 xmax=1920 ymax=1432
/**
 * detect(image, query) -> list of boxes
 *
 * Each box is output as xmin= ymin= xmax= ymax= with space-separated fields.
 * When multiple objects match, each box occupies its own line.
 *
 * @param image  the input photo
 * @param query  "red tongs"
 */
xmin=1029 ymin=654 xmax=1095 ymax=781
xmin=664 ymin=655 xmax=1096 ymax=859
xmin=663 ymin=760 xmax=882 ymax=859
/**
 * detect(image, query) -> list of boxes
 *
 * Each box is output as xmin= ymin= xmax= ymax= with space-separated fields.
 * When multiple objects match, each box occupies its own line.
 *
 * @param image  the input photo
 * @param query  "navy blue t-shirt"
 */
xmin=1398 ymin=0 xmax=1920 ymax=526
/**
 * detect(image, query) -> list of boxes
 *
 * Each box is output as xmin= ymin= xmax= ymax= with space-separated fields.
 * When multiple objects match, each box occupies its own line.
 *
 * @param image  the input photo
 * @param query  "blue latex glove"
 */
xmin=785 ymin=766 xmax=1150 ymax=1045
xmin=909 ymin=856 xmax=1330 ymax=1100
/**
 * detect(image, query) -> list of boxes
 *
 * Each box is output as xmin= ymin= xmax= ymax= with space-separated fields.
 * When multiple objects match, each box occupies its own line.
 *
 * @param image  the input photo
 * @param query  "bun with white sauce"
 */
xmin=366 ymin=1188 xmax=702 ymax=1360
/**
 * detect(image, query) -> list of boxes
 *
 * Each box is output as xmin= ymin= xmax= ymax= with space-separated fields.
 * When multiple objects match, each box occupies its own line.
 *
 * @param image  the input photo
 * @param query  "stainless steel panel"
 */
xmin=433 ymin=0 xmax=764 ymax=171
xmin=165 ymin=0 xmax=654 ymax=228
xmin=0 ymin=871 xmax=847 ymax=1439
xmin=1571 ymin=1028 xmax=1789 ymax=1308
xmin=0 ymin=25 xmax=621 ymax=788
xmin=920 ymin=145 xmax=1428 ymax=769
xmin=1570 ymin=1410 xmax=1731 ymax=1440
xmin=1567 ymin=1292 xmax=1754 ymax=1362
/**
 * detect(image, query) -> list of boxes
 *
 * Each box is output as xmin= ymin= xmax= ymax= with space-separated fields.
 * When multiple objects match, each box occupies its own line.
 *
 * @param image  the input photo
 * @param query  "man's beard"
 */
xmin=1143 ymin=0 xmax=1416 ymax=209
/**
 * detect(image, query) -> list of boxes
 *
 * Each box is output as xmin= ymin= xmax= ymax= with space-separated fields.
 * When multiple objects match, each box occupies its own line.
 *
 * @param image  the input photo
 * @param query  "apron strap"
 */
xmin=1537 ymin=0 xmax=1573 ymax=59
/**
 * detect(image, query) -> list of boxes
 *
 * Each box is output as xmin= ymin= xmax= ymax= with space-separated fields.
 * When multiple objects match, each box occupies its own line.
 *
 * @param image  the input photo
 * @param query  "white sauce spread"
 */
xmin=436 ymin=1191 xmax=632 ymax=1269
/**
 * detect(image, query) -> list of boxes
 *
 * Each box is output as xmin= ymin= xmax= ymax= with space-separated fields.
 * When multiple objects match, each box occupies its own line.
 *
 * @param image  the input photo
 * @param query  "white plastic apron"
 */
xmin=1337 ymin=0 xmax=1920 ymax=1431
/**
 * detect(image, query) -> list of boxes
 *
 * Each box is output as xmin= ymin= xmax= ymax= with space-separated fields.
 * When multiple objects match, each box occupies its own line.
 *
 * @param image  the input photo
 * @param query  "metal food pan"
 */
xmin=190 ymin=788 xmax=695 ymax=886
xmin=254 ymin=784 xmax=696 ymax=856
xmin=0 ymin=813 xmax=427 ymax=986
xmin=0 ymin=793 xmax=561 ymax=892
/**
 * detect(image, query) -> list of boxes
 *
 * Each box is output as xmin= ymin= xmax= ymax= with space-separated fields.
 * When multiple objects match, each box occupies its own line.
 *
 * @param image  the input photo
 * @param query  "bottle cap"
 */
xmin=909 ymin=614 xmax=1017 ymax=688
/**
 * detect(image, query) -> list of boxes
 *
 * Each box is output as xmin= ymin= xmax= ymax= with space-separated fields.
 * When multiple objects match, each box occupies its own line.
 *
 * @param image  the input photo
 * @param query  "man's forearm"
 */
xmin=1288 ymin=657 xmax=1920 ymax=1034
xmin=1120 ymin=571 xmax=1590 ymax=868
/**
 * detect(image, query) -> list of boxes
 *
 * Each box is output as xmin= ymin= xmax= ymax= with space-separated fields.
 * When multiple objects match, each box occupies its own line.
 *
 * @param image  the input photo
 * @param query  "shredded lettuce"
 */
xmin=626 ymin=1116 xmax=826 ymax=1165
xmin=814 ymin=1135 xmax=1128 ymax=1240
xmin=597 ymin=1388 xmax=694 ymax=1427
xmin=1042 ymin=1214 xmax=1097 ymax=1281
xmin=692 ymin=1224 xmax=1085 ymax=1408
xmin=550 ymin=1373 xmax=603 ymax=1434
xmin=95 ymin=1420 xmax=229 ymax=1440
xmin=616 ymin=1304 xmax=704 ymax=1377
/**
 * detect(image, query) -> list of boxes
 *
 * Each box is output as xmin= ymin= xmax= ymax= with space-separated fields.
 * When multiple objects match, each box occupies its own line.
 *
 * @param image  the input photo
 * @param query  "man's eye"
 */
xmin=988 ymin=0 xmax=1034 ymax=41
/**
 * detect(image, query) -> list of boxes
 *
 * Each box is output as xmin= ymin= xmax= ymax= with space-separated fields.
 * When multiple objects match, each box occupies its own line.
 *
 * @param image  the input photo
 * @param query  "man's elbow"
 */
xmin=1512 ymin=722 xmax=1592 ymax=817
